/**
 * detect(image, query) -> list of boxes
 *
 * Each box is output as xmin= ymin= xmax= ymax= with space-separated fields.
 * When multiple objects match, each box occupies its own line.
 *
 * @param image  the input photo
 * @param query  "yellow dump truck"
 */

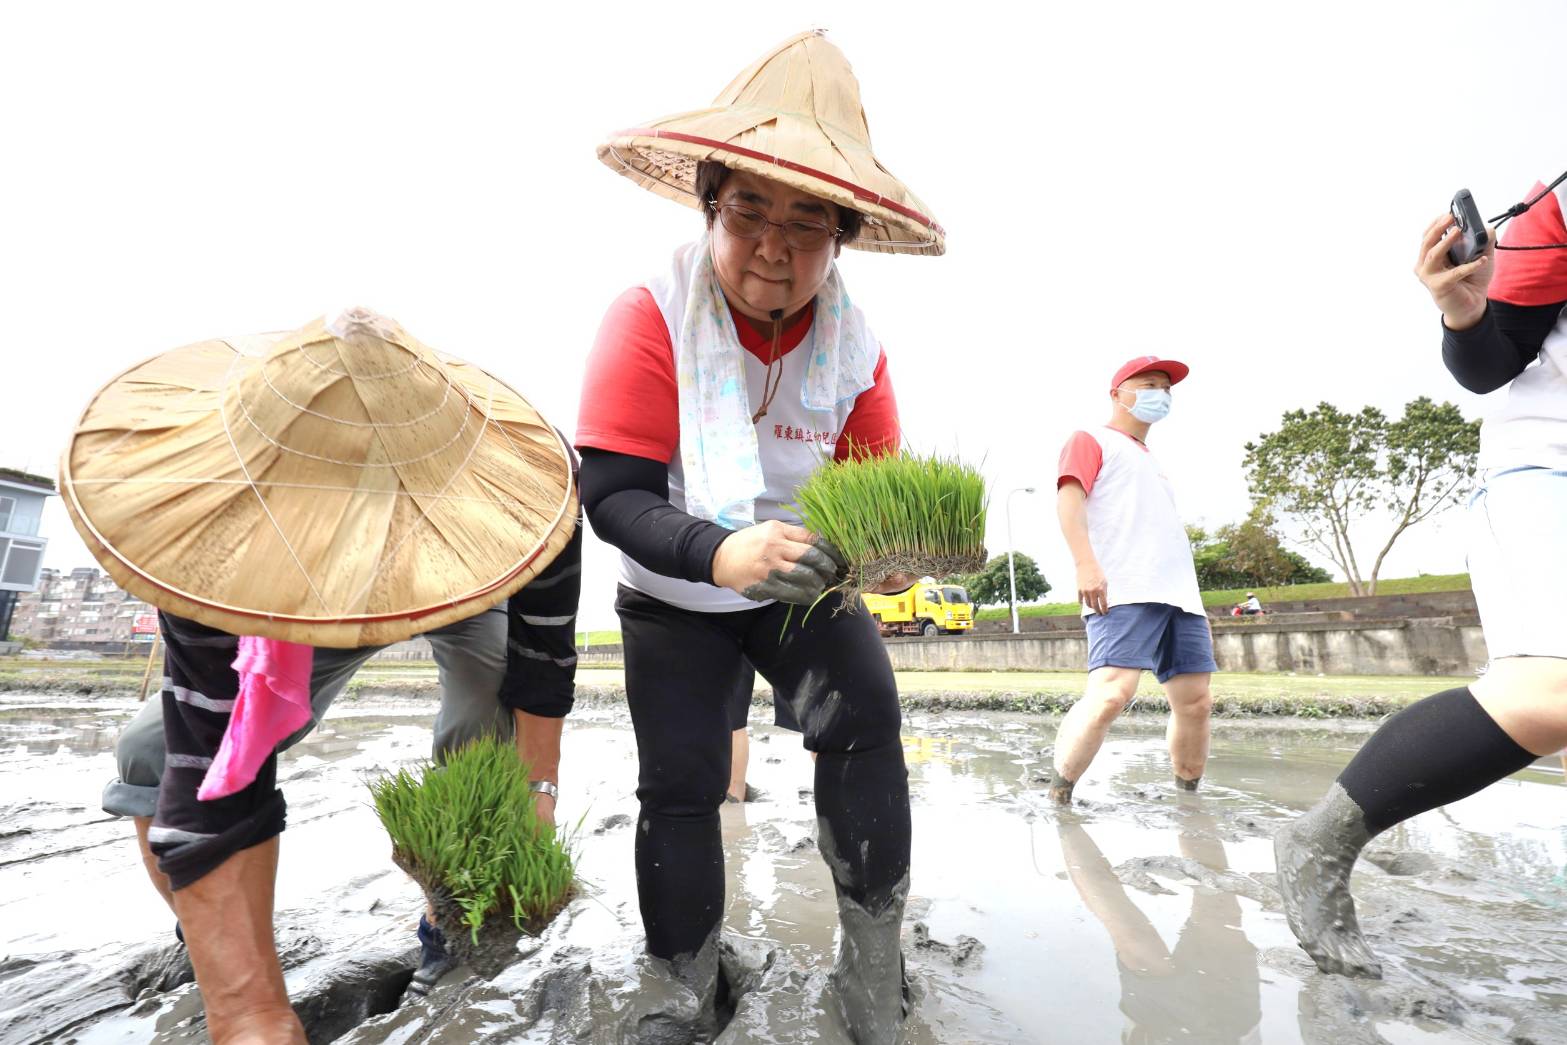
xmin=862 ymin=583 xmax=974 ymax=638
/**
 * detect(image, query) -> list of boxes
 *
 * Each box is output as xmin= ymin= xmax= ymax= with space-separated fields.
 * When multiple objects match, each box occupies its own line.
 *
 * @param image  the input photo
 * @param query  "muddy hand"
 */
xmin=713 ymin=521 xmax=841 ymax=605
xmin=814 ymin=536 xmax=849 ymax=579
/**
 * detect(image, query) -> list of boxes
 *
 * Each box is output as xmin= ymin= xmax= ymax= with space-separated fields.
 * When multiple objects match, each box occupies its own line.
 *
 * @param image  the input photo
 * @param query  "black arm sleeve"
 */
xmin=578 ymin=447 xmax=731 ymax=584
xmin=1441 ymin=300 xmax=1561 ymax=393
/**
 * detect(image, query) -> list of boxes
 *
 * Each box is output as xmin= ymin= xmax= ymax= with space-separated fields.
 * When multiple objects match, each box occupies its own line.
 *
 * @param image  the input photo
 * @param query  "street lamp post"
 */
xmin=1006 ymin=486 xmax=1036 ymax=635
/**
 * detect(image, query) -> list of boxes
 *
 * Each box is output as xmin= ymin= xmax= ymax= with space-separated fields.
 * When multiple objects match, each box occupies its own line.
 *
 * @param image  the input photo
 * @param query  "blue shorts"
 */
xmin=1085 ymin=603 xmax=1217 ymax=683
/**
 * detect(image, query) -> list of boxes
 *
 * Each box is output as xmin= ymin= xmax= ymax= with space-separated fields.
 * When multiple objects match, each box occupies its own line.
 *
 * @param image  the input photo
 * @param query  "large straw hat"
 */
xmin=598 ymin=29 xmax=944 ymax=256
xmin=60 ymin=309 xmax=577 ymax=648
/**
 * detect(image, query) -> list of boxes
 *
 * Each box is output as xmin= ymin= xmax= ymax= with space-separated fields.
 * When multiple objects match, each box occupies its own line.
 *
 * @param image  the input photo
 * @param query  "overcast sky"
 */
xmin=4 ymin=1 xmax=1564 ymax=630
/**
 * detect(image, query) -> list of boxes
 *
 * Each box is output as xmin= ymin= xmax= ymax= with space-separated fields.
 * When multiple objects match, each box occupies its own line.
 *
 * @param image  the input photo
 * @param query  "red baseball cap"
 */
xmin=1111 ymin=355 xmax=1190 ymax=389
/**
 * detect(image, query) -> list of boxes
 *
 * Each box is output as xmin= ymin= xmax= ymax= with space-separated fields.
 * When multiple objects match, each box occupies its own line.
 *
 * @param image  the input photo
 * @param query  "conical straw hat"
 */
xmin=598 ymin=29 xmax=944 ymax=256
xmin=60 ymin=309 xmax=577 ymax=648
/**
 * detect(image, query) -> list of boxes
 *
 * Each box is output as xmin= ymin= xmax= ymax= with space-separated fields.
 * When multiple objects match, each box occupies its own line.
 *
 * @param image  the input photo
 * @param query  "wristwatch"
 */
xmin=529 ymin=780 xmax=559 ymax=801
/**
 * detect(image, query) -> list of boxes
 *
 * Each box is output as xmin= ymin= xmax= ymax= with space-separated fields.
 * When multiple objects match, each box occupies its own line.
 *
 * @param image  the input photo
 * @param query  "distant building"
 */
xmin=0 ymin=468 xmax=55 ymax=641
xmin=10 ymin=566 xmax=157 ymax=648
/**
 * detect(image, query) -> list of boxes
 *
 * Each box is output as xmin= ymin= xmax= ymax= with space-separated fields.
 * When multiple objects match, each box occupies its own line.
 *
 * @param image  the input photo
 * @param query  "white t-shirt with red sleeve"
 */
xmin=1481 ymin=179 xmax=1567 ymax=472
xmin=1057 ymin=427 xmax=1205 ymax=618
xmin=577 ymin=286 xmax=900 ymax=613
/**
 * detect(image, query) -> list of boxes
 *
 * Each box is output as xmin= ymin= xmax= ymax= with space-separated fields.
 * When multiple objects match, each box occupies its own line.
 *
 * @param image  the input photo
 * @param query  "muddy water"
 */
xmin=1 ymin=692 xmax=1563 ymax=1044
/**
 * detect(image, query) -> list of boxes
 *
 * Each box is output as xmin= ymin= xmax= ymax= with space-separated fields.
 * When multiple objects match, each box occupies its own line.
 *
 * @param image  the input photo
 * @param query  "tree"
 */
xmin=1243 ymin=397 xmax=1479 ymax=595
xmin=1188 ymin=511 xmax=1331 ymax=590
xmin=953 ymin=553 xmax=1051 ymax=607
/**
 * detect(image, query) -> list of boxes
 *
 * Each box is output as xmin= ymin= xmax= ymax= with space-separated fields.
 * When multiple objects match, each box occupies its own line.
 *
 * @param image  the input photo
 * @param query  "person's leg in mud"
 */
xmin=614 ymin=585 xmax=751 ymax=1026
xmin=1050 ymin=666 xmax=1142 ymax=801
xmin=745 ymin=592 xmax=912 ymax=1045
xmin=728 ymin=728 xmax=750 ymax=801
xmin=105 ymin=620 xmax=372 ymax=922
xmin=1162 ymin=673 xmax=1213 ymax=789
xmin=142 ymin=612 xmax=325 ymax=1043
xmin=726 ymin=664 xmax=758 ymax=802
xmin=1274 ymin=657 xmax=1567 ymax=978
xmin=174 ymin=838 xmax=301 ymax=1045
xmin=1155 ymin=609 xmax=1217 ymax=790
xmin=1052 ymin=604 xmax=1179 ymax=801
xmin=1278 ymin=468 xmax=1567 ymax=978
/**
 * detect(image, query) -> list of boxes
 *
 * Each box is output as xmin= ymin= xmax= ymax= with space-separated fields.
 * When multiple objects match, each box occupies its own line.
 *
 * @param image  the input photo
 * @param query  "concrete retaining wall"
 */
xmin=887 ymin=618 xmax=1487 ymax=676
xmin=971 ymin=589 xmax=1479 ymax=635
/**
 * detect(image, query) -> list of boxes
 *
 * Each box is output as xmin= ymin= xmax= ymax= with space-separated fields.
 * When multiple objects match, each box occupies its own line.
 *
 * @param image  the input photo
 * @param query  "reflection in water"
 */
xmin=1059 ymin=807 xmax=1261 ymax=1045
xmin=4 ymin=695 xmax=1567 ymax=1044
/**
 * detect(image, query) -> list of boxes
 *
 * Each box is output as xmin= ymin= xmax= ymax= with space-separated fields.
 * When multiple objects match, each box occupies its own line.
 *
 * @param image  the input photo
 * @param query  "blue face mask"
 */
xmin=1123 ymin=388 xmax=1172 ymax=423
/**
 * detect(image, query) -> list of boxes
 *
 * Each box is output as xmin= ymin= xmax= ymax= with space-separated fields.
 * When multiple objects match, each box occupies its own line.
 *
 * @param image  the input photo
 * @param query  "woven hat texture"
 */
xmin=61 ymin=308 xmax=576 ymax=647
xmin=598 ymin=29 xmax=944 ymax=256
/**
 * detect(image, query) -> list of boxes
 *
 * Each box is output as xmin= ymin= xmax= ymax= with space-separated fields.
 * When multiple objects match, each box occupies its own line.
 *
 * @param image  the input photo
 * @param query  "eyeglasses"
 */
xmin=710 ymin=201 xmax=840 ymax=251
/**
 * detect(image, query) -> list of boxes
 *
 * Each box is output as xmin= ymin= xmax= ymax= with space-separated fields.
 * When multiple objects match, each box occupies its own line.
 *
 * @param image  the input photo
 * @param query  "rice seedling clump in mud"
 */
xmin=794 ymin=451 xmax=988 ymax=602
xmin=370 ymin=736 xmax=574 ymax=952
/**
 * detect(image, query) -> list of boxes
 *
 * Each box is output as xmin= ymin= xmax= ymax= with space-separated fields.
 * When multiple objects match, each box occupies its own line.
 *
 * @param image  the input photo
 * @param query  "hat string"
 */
xmin=259 ymin=351 xmax=462 ymax=428
xmin=750 ymin=310 xmax=786 ymax=423
xmin=231 ymin=372 xmax=482 ymax=467
xmin=340 ymin=367 xmax=504 ymax=612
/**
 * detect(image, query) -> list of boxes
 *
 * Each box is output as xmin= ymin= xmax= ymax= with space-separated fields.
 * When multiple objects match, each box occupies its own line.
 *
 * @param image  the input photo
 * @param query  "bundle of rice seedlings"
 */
xmin=793 ymin=451 xmax=988 ymax=602
xmin=369 ymin=736 xmax=574 ymax=961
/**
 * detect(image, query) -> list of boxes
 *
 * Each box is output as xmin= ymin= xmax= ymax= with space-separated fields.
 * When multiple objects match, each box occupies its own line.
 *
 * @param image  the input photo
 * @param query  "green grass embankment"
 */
xmin=974 ymin=573 xmax=1472 ymax=621
xmin=0 ymin=658 xmax=1462 ymax=718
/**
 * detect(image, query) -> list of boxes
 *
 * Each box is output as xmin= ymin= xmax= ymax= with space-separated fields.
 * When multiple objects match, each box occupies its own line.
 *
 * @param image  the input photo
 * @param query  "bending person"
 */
xmin=1051 ymin=356 xmax=1216 ymax=801
xmin=1276 ymin=184 xmax=1567 ymax=977
xmin=71 ymin=309 xmax=580 ymax=1042
xmin=585 ymin=30 xmax=944 ymax=1043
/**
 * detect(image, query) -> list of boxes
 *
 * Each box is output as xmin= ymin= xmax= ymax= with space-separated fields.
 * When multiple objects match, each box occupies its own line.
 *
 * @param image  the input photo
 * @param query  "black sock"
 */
xmin=1337 ymin=687 xmax=1537 ymax=836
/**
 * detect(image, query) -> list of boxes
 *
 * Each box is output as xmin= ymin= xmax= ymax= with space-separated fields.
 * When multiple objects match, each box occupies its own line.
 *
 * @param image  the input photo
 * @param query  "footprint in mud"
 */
xmin=911 ymin=921 xmax=984 ymax=968
xmin=1284 ymin=958 xmax=1468 ymax=1039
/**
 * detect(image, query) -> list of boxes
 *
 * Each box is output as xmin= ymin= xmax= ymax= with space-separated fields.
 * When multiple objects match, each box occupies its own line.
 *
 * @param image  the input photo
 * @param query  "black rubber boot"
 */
xmin=406 ymin=914 xmax=460 ymax=998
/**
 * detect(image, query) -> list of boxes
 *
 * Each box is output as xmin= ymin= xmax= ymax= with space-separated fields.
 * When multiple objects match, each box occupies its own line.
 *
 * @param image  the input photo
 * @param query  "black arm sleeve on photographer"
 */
xmin=1441 ymin=300 xmax=1562 ymax=393
xmin=578 ymin=447 xmax=731 ymax=584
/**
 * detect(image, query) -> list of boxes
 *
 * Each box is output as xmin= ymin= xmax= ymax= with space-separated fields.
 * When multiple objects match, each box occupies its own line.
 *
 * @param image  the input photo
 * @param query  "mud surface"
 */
xmin=1 ymin=691 xmax=1563 ymax=1043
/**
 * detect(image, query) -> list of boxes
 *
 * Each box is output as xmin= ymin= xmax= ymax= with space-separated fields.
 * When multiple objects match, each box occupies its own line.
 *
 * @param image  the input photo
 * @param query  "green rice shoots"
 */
xmin=793 ymin=450 xmax=988 ymax=602
xmin=369 ymin=736 xmax=574 ymax=950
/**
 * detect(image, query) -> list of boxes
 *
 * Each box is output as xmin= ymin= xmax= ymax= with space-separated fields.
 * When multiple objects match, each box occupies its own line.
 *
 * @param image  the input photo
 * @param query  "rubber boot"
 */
xmin=654 ymin=927 xmax=723 ymax=1042
xmin=828 ymin=872 xmax=911 ymax=1044
xmin=1273 ymin=782 xmax=1381 ymax=978
xmin=406 ymin=914 xmax=461 ymax=998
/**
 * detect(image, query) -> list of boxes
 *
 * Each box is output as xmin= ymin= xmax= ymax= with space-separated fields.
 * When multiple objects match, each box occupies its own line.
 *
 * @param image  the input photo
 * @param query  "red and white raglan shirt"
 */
xmin=1443 ymin=178 xmax=1567 ymax=471
xmin=1440 ymin=179 xmax=1567 ymax=657
xmin=578 ymin=287 xmax=899 ymax=612
xmin=1057 ymin=428 xmax=1205 ymax=618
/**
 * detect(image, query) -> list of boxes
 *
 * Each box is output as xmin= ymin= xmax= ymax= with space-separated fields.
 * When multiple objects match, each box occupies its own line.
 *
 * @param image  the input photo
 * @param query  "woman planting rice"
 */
xmin=583 ymin=30 xmax=945 ymax=1042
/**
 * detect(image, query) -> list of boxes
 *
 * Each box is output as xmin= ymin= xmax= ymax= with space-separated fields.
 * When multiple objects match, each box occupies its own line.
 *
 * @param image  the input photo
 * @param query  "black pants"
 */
xmin=616 ymin=585 xmax=911 ymax=960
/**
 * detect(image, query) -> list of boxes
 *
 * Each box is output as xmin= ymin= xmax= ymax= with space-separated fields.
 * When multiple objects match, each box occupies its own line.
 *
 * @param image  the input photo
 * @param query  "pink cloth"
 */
xmin=197 ymin=637 xmax=314 ymax=801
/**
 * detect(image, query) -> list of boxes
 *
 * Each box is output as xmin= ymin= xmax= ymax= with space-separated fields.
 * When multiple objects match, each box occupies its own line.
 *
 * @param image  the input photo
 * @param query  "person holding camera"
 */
xmin=1275 ymin=179 xmax=1567 ymax=978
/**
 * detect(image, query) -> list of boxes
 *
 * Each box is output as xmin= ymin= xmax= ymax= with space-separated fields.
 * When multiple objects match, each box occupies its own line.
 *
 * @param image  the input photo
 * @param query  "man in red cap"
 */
xmin=1050 ymin=356 xmax=1216 ymax=801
